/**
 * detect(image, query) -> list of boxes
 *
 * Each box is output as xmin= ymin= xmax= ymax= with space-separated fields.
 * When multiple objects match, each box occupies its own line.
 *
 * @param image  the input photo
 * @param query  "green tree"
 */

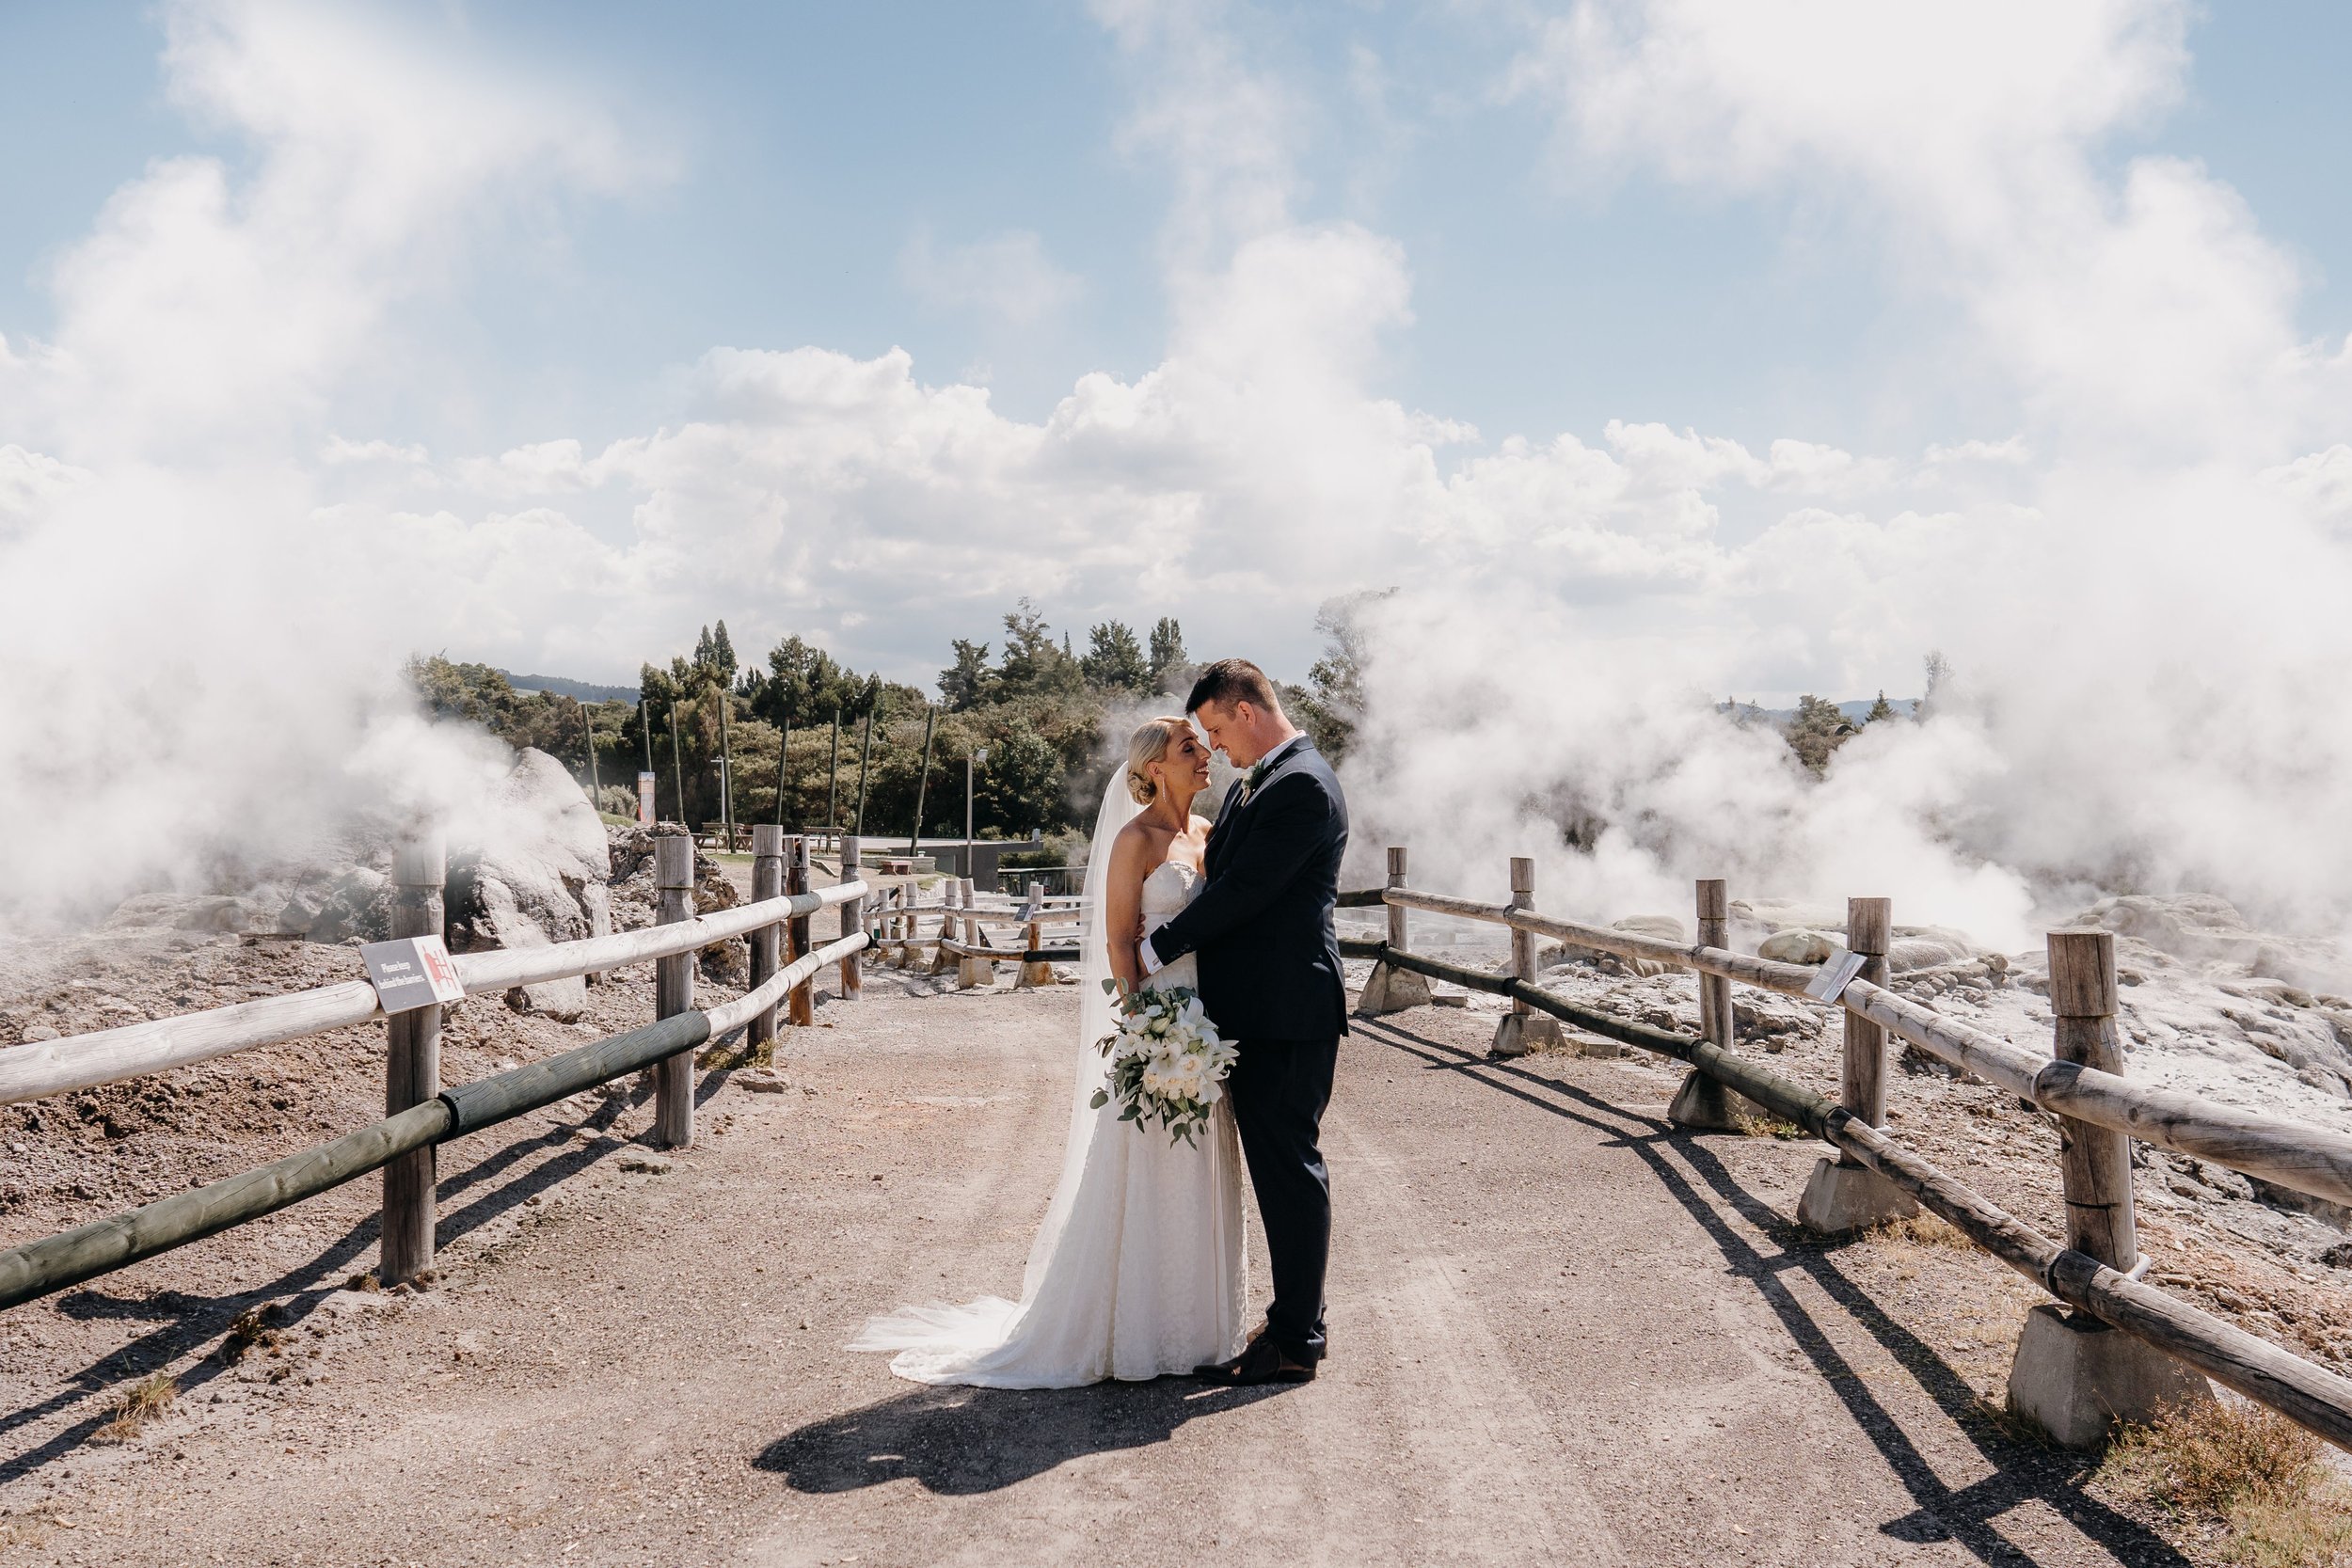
xmin=1916 ymin=650 xmax=1951 ymax=721
xmin=1293 ymin=590 xmax=1391 ymax=764
xmin=997 ymin=598 xmax=1083 ymax=699
xmin=976 ymin=720 xmax=1066 ymax=835
xmin=750 ymin=634 xmax=875 ymax=727
xmin=1081 ymin=621 xmax=1149 ymax=691
xmin=1784 ymin=693 xmax=1856 ymax=777
xmin=939 ymin=639 xmax=994 ymax=710
xmin=408 ymin=655 xmax=625 ymax=794
xmin=1865 ymin=689 xmax=1897 ymax=723
xmin=693 ymin=622 xmax=738 ymax=686
xmin=1147 ymin=617 xmax=1188 ymax=689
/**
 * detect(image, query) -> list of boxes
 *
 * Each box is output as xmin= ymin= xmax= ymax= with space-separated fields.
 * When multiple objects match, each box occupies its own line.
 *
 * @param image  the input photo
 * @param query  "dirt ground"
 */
xmin=0 ymin=938 xmax=2244 ymax=1568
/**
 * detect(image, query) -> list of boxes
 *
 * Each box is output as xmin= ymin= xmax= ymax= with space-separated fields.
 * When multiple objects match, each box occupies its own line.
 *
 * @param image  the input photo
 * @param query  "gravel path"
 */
xmin=0 ymin=974 xmax=2194 ymax=1566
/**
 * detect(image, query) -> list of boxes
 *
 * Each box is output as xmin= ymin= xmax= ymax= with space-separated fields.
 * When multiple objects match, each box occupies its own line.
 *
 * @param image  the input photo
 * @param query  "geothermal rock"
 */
xmin=2070 ymin=893 xmax=2350 ymax=995
xmin=448 ymin=749 xmax=612 ymax=1022
xmin=1757 ymin=928 xmax=1838 ymax=965
xmin=1608 ymin=915 xmax=1686 ymax=976
xmin=1731 ymin=899 xmax=1846 ymax=935
xmin=307 ymin=866 xmax=393 ymax=944
xmin=99 ymin=893 xmax=274 ymax=936
xmin=1886 ymin=927 xmax=1974 ymax=972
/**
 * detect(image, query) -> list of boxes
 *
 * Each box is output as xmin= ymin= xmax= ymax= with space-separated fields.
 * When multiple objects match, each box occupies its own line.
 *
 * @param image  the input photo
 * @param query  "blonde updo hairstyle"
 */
xmin=1123 ymin=716 xmax=1193 ymax=807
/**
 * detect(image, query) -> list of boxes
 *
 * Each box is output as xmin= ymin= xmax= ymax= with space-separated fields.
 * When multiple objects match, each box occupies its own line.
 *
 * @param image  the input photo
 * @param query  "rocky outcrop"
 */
xmin=1757 ymin=928 xmax=1838 ymax=965
xmin=446 ymin=750 xmax=613 ymax=1022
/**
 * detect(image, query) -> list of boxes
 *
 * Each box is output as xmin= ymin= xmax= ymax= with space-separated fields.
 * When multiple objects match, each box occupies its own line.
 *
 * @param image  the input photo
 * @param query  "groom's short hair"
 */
xmin=1186 ymin=658 xmax=1282 ymax=718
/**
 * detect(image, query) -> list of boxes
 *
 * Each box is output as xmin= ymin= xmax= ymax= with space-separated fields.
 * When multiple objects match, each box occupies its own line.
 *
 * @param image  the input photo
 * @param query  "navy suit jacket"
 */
xmin=1148 ymin=736 xmax=1349 ymax=1041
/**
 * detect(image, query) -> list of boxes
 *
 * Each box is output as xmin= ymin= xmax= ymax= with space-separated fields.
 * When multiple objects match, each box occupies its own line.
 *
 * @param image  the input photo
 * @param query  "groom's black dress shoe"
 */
xmin=1192 ymin=1335 xmax=1317 ymax=1386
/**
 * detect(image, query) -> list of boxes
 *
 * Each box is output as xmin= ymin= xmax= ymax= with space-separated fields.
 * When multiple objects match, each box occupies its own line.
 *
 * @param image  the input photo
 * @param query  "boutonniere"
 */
xmin=1240 ymin=757 xmax=1275 ymax=801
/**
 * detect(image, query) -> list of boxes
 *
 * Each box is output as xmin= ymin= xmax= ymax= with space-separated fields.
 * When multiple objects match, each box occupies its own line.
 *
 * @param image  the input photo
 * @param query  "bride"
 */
xmin=849 ymin=717 xmax=1249 ymax=1386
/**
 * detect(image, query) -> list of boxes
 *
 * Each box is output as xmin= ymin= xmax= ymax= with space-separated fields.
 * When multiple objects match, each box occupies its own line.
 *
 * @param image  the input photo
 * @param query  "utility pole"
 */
xmin=718 ymin=689 xmax=736 ymax=853
xmin=668 ymin=703 xmax=687 ymax=832
xmin=907 ymin=707 xmax=936 ymax=858
xmin=965 ymin=744 xmax=988 ymax=883
xmin=825 ymin=711 xmax=841 ymax=832
xmin=853 ymin=709 xmax=875 ymax=836
xmin=774 ymin=716 xmax=790 ymax=827
xmin=582 ymin=702 xmax=601 ymax=807
xmin=639 ymin=699 xmax=655 ymax=828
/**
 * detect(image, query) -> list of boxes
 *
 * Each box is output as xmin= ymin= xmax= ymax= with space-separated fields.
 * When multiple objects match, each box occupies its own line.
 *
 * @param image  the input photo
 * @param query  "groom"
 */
xmin=1139 ymin=657 xmax=1348 ymax=1386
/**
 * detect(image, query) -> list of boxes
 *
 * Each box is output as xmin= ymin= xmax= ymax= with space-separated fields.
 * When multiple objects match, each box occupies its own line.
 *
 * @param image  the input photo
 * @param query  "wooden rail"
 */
xmin=0 ymin=928 xmax=870 ymax=1312
xmin=1380 ymin=888 xmax=2352 ymax=1212
xmin=0 ymin=880 xmax=866 ymax=1108
xmin=0 ymin=828 xmax=869 ymax=1303
xmin=1353 ymin=856 xmax=2352 ymax=1452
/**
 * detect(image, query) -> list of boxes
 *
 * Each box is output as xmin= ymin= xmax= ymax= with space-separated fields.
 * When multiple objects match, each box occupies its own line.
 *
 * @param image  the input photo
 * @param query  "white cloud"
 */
xmin=321 ymin=436 xmax=430 ymax=466
xmin=1923 ymin=436 xmax=2030 ymax=467
xmin=1091 ymin=0 xmax=1303 ymax=266
xmin=2261 ymin=445 xmax=2352 ymax=525
xmin=0 ymin=445 xmax=94 ymax=533
xmin=899 ymin=228 xmax=1082 ymax=328
xmin=1510 ymin=0 xmax=2338 ymax=461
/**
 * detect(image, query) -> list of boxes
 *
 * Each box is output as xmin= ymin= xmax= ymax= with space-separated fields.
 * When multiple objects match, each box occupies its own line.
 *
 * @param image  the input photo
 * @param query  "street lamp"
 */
xmin=965 ymin=745 xmax=989 ymax=883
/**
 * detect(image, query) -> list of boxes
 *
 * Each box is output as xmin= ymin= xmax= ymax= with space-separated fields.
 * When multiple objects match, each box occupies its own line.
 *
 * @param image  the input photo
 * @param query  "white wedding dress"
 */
xmin=850 ymin=836 xmax=1249 ymax=1387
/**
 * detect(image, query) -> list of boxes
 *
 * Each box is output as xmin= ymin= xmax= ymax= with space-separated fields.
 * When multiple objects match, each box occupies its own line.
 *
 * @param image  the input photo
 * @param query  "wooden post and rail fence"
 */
xmin=0 ymin=831 xmax=871 ymax=1308
xmin=3 ymin=832 xmax=2350 ymax=1457
xmin=1340 ymin=846 xmax=2352 ymax=1451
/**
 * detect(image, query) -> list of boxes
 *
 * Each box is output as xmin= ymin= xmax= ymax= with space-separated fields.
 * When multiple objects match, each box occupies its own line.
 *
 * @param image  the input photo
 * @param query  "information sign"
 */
xmin=358 ymin=935 xmax=466 ymax=1014
xmin=1803 ymin=949 xmax=1869 ymax=1004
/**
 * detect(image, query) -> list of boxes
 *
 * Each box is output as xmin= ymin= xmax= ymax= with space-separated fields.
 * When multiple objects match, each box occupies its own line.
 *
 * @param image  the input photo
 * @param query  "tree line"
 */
xmin=409 ymin=596 xmax=1369 ymax=854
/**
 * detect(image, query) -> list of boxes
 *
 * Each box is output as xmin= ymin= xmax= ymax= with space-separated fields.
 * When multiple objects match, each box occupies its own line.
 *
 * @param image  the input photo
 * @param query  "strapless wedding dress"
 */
xmin=850 ymin=859 xmax=1248 ymax=1386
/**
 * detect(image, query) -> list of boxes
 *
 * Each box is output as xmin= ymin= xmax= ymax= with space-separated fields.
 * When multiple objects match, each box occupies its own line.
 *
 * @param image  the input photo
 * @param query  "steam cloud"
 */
xmin=2 ymin=0 xmax=2347 ymax=956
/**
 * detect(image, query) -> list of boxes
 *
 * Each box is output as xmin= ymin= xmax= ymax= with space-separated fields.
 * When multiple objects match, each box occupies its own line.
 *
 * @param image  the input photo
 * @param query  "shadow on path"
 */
xmin=0 ymin=1081 xmax=664 ymax=1481
xmin=1352 ymin=1016 xmax=2186 ymax=1568
xmin=757 ymin=1379 xmax=1290 ymax=1496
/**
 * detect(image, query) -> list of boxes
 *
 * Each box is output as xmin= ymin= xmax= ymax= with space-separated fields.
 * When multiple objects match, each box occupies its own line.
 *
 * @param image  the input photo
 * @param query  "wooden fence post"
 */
xmin=653 ymin=836 xmax=695 ymax=1148
xmin=748 ymin=826 xmax=785 ymax=1059
xmin=956 ymin=877 xmax=990 ymax=989
xmin=1018 ymin=878 xmax=1057 ymax=988
xmin=1668 ymin=878 xmax=1764 ymax=1130
xmin=787 ymin=836 xmax=816 ymax=1026
xmin=899 ymin=882 xmax=925 ymax=970
xmin=930 ymin=879 xmax=960 ymax=974
xmin=2008 ymin=928 xmax=2210 ymax=1444
xmin=1797 ymin=897 xmax=1917 ymax=1233
xmin=380 ymin=832 xmax=444 ymax=1285
xmin=1490 ymin=857 xmax=1562 ymax=1057
xmin=1356 ymin=847 xmax=1432 ymax=1017
xmin=838 ymin=834 xmax=865 ymax=1001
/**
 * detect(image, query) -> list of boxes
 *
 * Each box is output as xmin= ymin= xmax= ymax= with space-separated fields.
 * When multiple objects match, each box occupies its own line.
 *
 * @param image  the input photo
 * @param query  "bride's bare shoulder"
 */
xmin=1106 ymin=816 xmax=1158 ymax=876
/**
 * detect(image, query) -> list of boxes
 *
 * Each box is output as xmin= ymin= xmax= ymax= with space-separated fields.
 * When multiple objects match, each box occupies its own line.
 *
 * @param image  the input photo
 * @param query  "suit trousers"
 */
xmin=1229 ymin=1033 xmax=1339 ymax=1358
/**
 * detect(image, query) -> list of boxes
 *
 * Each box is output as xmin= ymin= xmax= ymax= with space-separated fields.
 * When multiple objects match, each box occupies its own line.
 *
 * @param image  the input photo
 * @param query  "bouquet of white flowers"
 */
xmin=1089 ymin=980 xmax=1239 ymax=1147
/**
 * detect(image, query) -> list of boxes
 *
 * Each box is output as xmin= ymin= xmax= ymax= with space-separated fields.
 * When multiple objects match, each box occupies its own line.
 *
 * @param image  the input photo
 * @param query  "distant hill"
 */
xmin=499 ymin=671 xmax=639 ymax=705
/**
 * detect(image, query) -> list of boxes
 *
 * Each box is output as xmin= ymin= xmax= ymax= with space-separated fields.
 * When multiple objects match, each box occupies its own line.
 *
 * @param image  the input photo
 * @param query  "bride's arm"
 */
xmin=1103 ymin=828 xmax=1148 ymax=995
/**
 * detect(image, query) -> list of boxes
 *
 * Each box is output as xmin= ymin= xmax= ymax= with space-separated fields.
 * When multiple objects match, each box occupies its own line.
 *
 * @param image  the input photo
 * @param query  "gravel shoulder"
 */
xmin=0 ymin=950 xmax=2233 ymax=1567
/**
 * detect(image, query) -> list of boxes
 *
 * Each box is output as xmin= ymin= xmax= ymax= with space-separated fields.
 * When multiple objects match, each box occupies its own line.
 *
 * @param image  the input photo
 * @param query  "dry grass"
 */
xmin=1872 ymin=1212 xmax=1974 ymax=1250
xmin=89 ymin=1370 xmax=177 ymax=1443
xmin=217 ymin=1303 xmax=288 ymax=1365
xmin=2103 ymin=1398 xmax=2352 ymax=1566
xmin=1731 ymin=1112 xmax=1811 ymax=1140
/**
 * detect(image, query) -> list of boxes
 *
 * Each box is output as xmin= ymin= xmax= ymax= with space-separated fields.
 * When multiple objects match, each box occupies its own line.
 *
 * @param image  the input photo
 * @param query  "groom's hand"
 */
xmin=1137 ymin=933 xmax=1166 ymax=976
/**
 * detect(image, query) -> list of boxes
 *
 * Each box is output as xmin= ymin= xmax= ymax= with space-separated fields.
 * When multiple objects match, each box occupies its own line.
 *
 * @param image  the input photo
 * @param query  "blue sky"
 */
xmin=8 ymin=2 xmax=2344 ymax=483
